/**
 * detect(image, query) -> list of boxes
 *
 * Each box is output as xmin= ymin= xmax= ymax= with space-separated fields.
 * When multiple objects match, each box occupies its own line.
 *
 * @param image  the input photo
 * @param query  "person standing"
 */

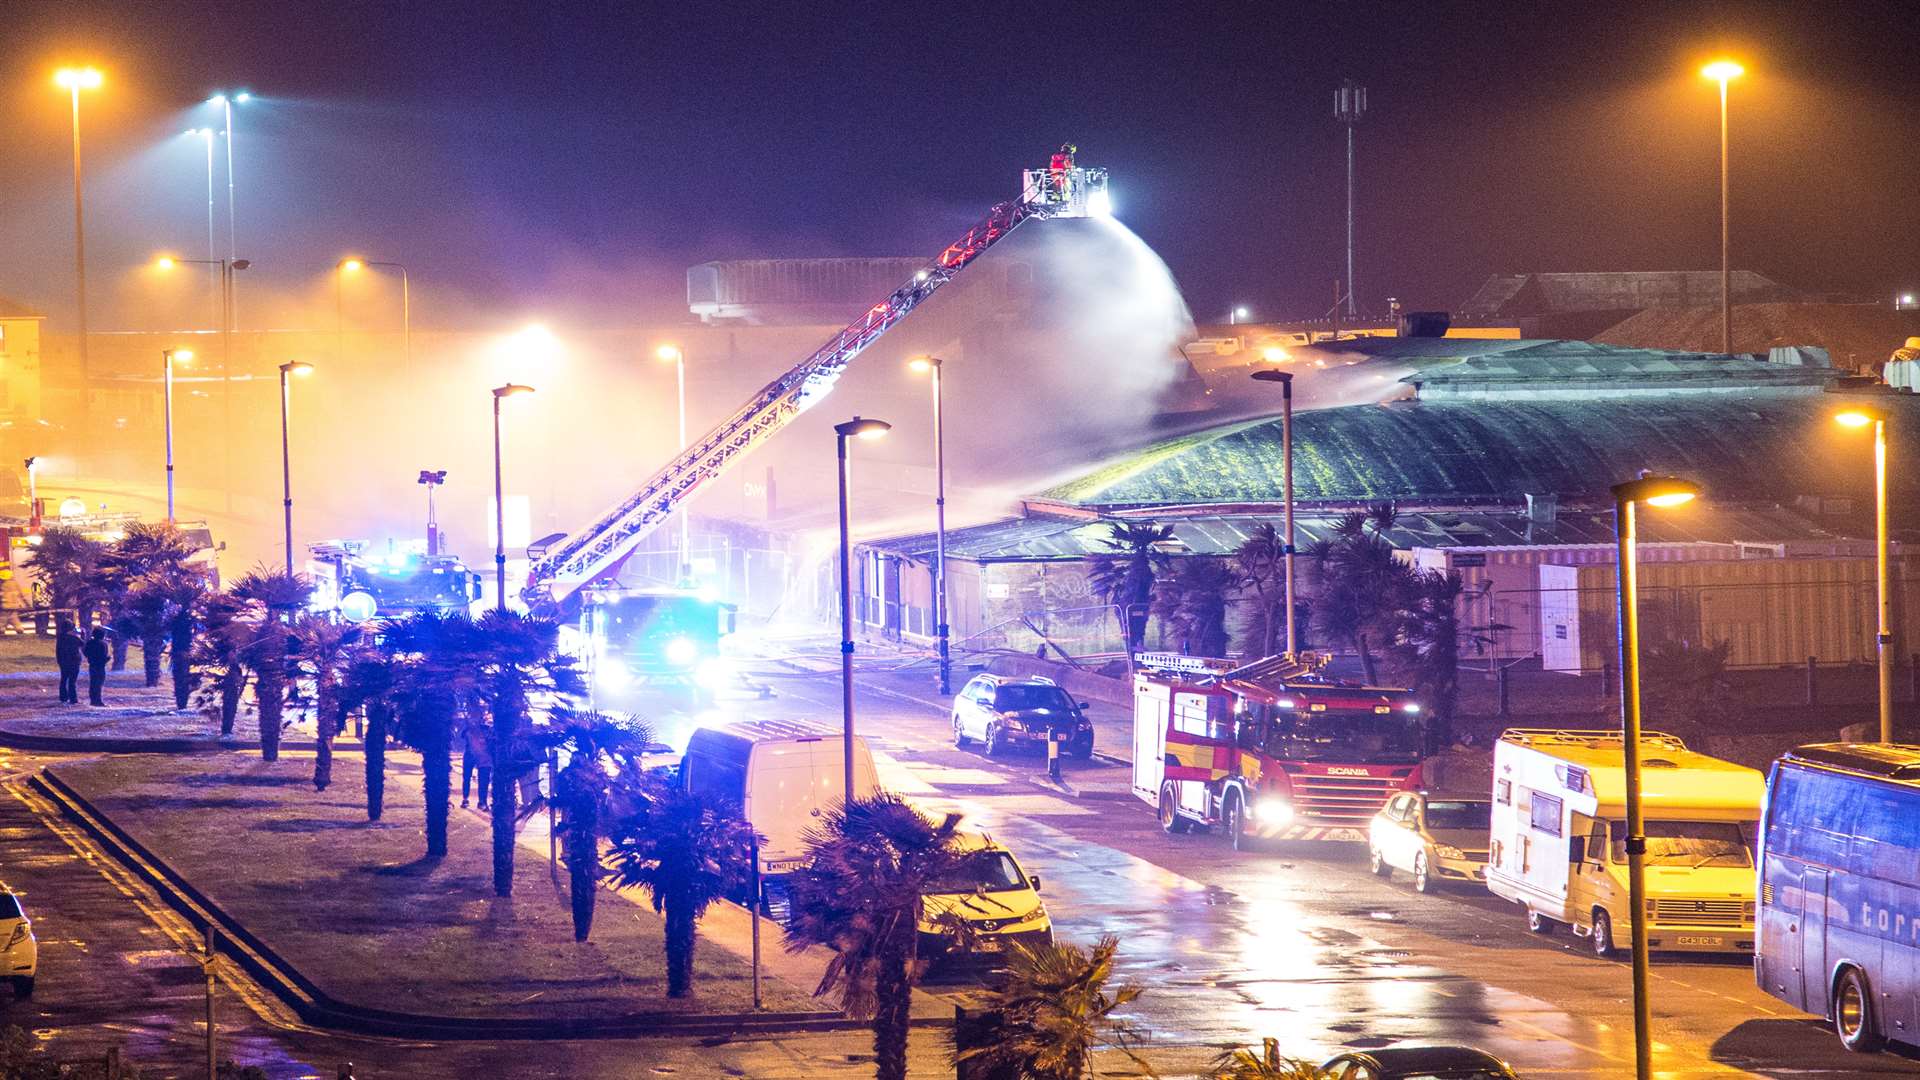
xmin=460 ymin=716 xmax=492 ymax=810
xmin=55 ymin=624 xmax=84 ymax=705
xmin=83 ymin=627 xmax=110 ymax=707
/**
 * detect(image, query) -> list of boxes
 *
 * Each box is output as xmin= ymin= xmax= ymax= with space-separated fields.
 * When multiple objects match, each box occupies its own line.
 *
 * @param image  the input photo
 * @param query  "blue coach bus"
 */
xmin=1757 ymin=742 xmax=1920 ymax=1054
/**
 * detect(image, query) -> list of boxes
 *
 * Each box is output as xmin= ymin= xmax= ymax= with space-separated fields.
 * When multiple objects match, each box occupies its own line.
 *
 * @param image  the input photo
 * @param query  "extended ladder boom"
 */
xmin=523 ymin=159 xmax=1110 ymax=605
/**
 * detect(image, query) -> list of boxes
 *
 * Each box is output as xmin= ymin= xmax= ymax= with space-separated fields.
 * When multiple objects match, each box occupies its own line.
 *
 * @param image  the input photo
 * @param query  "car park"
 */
xmin=1368 ymin=791 xmax=1492 ymax=893
xmin=1 ymin=884 xmax=35 ymax=999
xmin=951 ymin=674 xmax=1094 ymax=759
xmin=1318 ymin=1044 xmax=1521 ymax=1079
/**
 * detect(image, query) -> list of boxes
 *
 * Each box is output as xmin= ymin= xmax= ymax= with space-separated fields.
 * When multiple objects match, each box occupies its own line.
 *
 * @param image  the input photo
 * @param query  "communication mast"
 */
xmin=1335 ymin=79 xmax=1368 ymax=318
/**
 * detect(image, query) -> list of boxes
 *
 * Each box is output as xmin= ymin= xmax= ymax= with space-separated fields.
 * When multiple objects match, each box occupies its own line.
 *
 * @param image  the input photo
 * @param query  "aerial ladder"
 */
xmin=522 ymin=151 xmax=1111 ymax=608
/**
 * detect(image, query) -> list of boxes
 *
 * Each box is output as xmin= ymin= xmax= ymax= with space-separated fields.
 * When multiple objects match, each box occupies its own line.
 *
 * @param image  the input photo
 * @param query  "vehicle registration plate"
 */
xmin=973 ymin=938 xmax=1002 ymax=952
xmin=1676 ymin=935 xmax=1722 ymax=946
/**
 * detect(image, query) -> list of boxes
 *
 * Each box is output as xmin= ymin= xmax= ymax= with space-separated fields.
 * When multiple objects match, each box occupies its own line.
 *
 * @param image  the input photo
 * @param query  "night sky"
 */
xmin=3 ymin=0 xmax=1916 ymax=328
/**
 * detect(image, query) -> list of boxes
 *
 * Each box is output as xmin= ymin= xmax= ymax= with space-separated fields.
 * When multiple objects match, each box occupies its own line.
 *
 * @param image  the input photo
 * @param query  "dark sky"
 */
xmin=3 ymin=0 xmax=1916 ymax=328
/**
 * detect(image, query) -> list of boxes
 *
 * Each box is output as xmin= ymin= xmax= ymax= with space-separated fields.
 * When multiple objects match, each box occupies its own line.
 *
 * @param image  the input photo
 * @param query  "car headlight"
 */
xmin=664 ymin=636 xmax=699 ymax=667
xmin=1253 ymin=800 xmax=1293 ymax=825
xmin=999 ymin=715 xmax=1026 ymax=731
xmin=1435 ymin=844 xmax=1466 ymax=860
xmin=6 ymin=923 xmax=25 ymax=948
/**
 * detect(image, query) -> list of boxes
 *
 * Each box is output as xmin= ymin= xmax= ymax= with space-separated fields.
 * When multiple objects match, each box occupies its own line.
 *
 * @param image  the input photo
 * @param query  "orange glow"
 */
xmin=1701 ymin=60 xmax=1744 ymax=82
xmin=655 ymin=344 xmax=683 ymax=363
xmin=1261 ymin=346 xmax=1290 ymax=363
xmin=54 ymin=67 xmax=103 ymax=91
xmin=1835 ymin=410 xmax=1879 ymax=429
xmin=339 ymin=258 xmax=365 ymax=273
xmin=1644 ymin=491 xmax=1696 ymax=509
xmin=154 ymin=255 xmax=177 ymax=271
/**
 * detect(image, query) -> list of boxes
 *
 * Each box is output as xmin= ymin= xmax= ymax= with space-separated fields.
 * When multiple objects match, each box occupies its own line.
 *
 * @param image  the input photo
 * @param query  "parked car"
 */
xmin=1367 ymin=791 xmax=1492 ymax=893
xmin=951 ymin=674 xmax=1094 ymax=758
xmin=919 ymin=833 xmax=1053 ymax=969
xmin=2 ymin=884 xmax=35 ymax=999
xmin=1319 ymin=1045 xmax=1520 ymax=1079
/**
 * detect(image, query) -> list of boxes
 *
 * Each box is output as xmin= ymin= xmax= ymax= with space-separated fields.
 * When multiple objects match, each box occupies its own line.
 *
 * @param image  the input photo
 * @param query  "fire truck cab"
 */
xmin=1130 ymin=652 xmax=1426 ymax=849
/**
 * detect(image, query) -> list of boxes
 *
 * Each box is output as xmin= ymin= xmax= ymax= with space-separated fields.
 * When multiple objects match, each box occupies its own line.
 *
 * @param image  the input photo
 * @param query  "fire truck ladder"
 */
xmin=522 ymin=158 xmax=1110 ymax=606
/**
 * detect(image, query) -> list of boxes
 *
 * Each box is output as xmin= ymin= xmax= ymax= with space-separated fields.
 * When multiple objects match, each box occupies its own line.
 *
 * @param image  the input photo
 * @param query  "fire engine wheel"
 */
xmin=1526 ymin=909 xmax=1559 ymax=935
xmin=951 ymin=714 xmax=970 ymax=748
xmin=1591 ymin=908 xmax=1618 ymax=959
xmin=1224 ymin=794 xmax=1252 ymax=852
xmin=1412 ymin=852 xmax=1433 ymax=893
xmin=1158 ymin=783 xmax=1191 ymax=834
xmin=1835 ymin=966 xmax=1885 ymax=1053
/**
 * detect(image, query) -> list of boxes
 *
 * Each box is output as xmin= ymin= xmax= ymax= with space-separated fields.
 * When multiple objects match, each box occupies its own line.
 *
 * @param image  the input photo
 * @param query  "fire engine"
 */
xmin=1131 ymin=652 xmax=1426 ymax=848
xmin=582 ymin=587 xmax=738 ymax=704
xmin=306 ymin=541 xmax=483 ymax=622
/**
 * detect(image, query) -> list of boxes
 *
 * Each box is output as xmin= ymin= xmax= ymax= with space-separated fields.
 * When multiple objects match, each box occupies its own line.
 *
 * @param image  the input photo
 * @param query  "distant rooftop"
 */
xmin=0 ymin=296 xmax=45 ymax=320
xmin=1461 ymin=271 xmax=1805 ymax=318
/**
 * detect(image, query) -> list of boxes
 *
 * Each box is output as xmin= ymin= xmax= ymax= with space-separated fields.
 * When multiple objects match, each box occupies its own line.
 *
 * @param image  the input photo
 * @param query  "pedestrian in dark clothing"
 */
xmin=83 ymin=628 xmax=110 ymax=707
xmin=461 ymin=718 xmax=493 ymax=809
xmin=55 ymin=626 xmax=84 ymax=704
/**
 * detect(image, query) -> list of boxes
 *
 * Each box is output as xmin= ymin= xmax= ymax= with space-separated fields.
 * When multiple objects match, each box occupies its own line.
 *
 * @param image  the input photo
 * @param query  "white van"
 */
xmin=1487 ymin=728 xmax=1763 ymax=957
xmin=681 ymin=719 xmax=880 ymax=877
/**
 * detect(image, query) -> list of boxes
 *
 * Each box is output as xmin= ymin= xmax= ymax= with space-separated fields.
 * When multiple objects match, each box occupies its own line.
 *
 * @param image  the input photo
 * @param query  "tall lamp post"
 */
xmin=162 ymin=348 xmax=194 ymax=522
xmin=908 ymin=356 xmax=952 ymax=692
xmin=1610 ymin=471 xmax=1702 ymax=1080
xmin=209 ymin=92 xmax=249 ymax=259
xmin=1835 ymin=400 xmax=1895 ymax=741
xmin=340 ymin=258 xmax=412 ymax=367
xmin=492 ymin=384 xmax=536 ymax=610
xmin=276 ymin=362 xmax=313 ymax=571
xmin=1701 ymin=60 xmax=1743 ymax=355
xmin=657 ymin=345 xmax=691 ymax=582
xmin=1335 ymin=79 xmax=1368 ymax=318
xmin=55 ymin=67 xmax=103 ymax=382
xmin=1252 ymin=357 xmax=1299 ymax=655
xmin=835 ymin=416 xmax=891 ymax=802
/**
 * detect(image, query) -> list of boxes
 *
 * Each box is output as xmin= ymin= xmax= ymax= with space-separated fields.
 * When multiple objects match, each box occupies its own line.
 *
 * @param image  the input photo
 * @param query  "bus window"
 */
xmin=1849 ymin=788 xmax=1920 ymax=882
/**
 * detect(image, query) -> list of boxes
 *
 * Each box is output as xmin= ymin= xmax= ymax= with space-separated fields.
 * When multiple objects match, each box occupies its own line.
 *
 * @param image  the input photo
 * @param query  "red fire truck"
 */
xmin=1131 ymin=652 xmax=1426 ymax=849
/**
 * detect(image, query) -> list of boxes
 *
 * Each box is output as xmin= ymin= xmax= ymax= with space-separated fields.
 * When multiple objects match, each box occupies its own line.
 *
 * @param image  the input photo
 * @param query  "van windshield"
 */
xmin=925 ymin=851 xmax=1027 ymax=894
xmin=1610 ymin=820 xmax=1752 ymax=867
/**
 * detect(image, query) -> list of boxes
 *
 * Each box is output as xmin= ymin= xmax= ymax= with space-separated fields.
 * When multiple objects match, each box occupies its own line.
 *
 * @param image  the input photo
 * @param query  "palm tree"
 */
xmin=951 ymin=935 xmax=1148 ymax=1080
xmin=340 ymin=639 xmax=398 ymax=821
xmin=1304 ymin=504 xmax=1408 ymax=684
xmin=1383 ymin=568 xmax=1486 ymax=752
xmin=784 ymin=793 xmax=972 ymax=1080
xmin=292 ymin=616 xmax=361 ymax=791
xmin=97 ymin=523 xmax=207 ymax=688
xmin=1209 ymin=1040 xmax=1322 ymax=1079
xmin=1232 ymin=522 xmax=1288 ymax=658
xmin=23 ymin=526 xmax=106 ymax=629
xmin=385 ymin=611 xmax=487 ymax=860
xmin=545 ymin=710 xmax=653 ymax=942
xmin=1151 ymin=557 xmax=1239 ymax=659
xmin=604 ymin=778 xmax=757 ymax=981
xmin=227 ymin=568 xmax=313 ymax=762
xmin=1086 ymin=521 xmax=1173 ymax=652
xmin=470 ymin=610 xmax=585 ymax=898
xmin=193 ymin=593 xmax=252 ymax=736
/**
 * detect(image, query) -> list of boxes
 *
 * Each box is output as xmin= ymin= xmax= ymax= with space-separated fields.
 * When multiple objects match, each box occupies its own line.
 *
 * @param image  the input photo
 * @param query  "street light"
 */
xmin=55 ymin=67 xmax=103 ymax=382
xmin=492 ymin=384 xmax=536 ymax=609
xmin=419 ymin=469 xmax=448 ymax=556
xmin=1251 ymin=367 xmax=1299 ymax=656
xmin=1231 ymin=306 xmax=1250 ymax=325
xmin=277 ymin=362 xmax=313 ymax=571
xmin=208 ymin=91 xmax=249 ymax=260
xmin=1609 ymin=471 xmax=1701 ymax=1080
xmin=1701 ymin=60 xmax=1744 ymax=355
xmin=908 ymin=356 xmax=952 ymax=692
xmin=339 ymin=258 xmax=413 ymax=367
xmin=162 ymin=348 xmax=194 ymax=521
xmin=834 ymin=416 xmax=891 ymax=802
xmin=657 ymin=345 xmax=690 ymax=581
xmin=1834 ymin=399 xmax=1895 ymax=742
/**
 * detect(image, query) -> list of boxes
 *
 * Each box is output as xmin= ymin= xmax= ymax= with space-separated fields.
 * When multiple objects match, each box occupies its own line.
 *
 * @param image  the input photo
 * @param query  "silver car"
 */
xmin=951 ymin=674 xmax=1094 ymax=759
xmin=1368 ymin=792 xmax=1492 ymax=893
xmin=2 ymin=885 xmax=35 ymax=999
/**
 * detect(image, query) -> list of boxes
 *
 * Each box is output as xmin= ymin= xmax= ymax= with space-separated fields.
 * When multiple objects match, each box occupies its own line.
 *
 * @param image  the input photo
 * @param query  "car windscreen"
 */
xmin=1424 ymin=801 xmax=1492 ymax=831
xmin=0 ymin=893 xmax=19 ymax=920
xmin=993 ymin=685 xmax=1072 ymax=712
xmin=1610 ymin=819 xmax=1752 ymax=867
xmin=925 ymin=851 xmax=1026 ymax=894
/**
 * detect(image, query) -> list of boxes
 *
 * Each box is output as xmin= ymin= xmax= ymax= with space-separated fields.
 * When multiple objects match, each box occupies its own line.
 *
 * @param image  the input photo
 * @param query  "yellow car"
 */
xmin=1368 ymin=791 xmax=1491 ymax=893
xmin=919 ymin=835 xmax=1052 ymax=965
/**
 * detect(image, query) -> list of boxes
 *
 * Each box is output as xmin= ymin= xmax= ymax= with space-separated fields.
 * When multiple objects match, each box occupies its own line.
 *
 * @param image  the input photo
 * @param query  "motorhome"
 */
xmin=1487 ymin=729 xmax=1763 ymax=956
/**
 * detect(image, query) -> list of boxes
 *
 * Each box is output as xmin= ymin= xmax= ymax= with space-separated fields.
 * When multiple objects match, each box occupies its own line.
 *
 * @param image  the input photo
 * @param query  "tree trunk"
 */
xmin=169 ymin=619 xmax=195 ymax=710
xmin=566 ymin=797 xmax=598 ymax=942
xmin=364 ymin=702 xmax=388 ymax=821
xmin=422 ymin=720 xmax=451 ymax=859
xmin=872 ymin=939 xmax=912 ymax=1080
xmin=219 ymin=667 xmax=244 ymax=736
xmin=312 ymin=680 xmax=336 ymax=792
xmin=1356 ymin=631 xmax=1379 ymax=686
xmin=491 ymin=671 xmax=524 ymax=898
xmin=258 ymin=669 xmax=283 ymax=762
xmin=111 ymin=633 xmax=129 ymax=671
xmin=665 ymin=887 xmax=696 ymax=996
xmin=141 ymin=632 xmax=164 ymax=686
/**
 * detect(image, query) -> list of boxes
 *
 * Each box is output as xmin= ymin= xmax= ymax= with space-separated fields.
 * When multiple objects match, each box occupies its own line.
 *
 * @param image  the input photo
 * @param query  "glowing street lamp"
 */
xmin=55 ymin=67 xmax=103 ymax=380
xmin=162 ymin=348 xmax=195 ymax=521
xmin=1231 ymin=305 xmax=1251 ymax=325
xmin=155 ymin=255 xmax=250 ymax=379
xmin=338 ymin=258 xmax=413 ymax=366
xmin=492 ymin=384 xmax=536 ymax=609
xmin=1701 ymin=60 xmax=1744 ymax=355
xmin=278 ymin=362 xmax=314 ymax=571
xmin=834 ymin=416 xmax=890 ymax=801
xmin=1609 ymin=471 xmax=1701 ymax=1080
xmin=908 ymin=356 xmax=952 ymax=693
xmin=1834 ymin=399 xmax=1895 ymax=741
xmin=657 ymin=345 xmax=691 ymax=580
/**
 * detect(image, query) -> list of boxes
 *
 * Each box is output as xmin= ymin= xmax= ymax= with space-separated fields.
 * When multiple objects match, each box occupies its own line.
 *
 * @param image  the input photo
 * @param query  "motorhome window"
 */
xmin=1495 ymin=779 xmax=1511 ymax=805
xmin=925 ymin=850 xmax=1026 ymax=894
xmin=1529 ymin=792 xmax=1563 ymax=837
xmin=1609 ymin=820 xmax=1751 ymax=867
xmin=1425 ymin=800 xmax=1492 ymax=830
